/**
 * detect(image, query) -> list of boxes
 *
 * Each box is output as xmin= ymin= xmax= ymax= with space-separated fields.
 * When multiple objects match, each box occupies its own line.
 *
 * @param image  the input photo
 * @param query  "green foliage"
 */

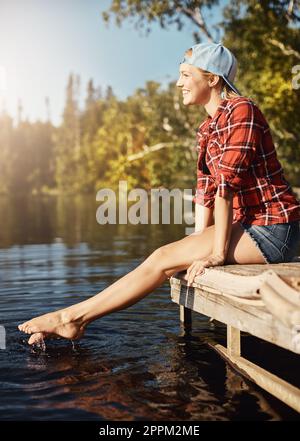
xmin=222 ymin=0 xmax=300 ymax=183
xmin=0 ymin=114 xmax=55 ymax=195
xmin=102 ymin=0 xmax=219 ymax=40
xmin=0 ymin=0 xmax=299 ymax=196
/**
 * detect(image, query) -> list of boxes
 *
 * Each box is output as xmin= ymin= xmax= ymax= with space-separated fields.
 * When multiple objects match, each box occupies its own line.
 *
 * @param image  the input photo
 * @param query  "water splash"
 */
xmin=35 ymin=337 xmax=46 ymax=351
xmin=31 ymin=333 xmax=47 ymax=352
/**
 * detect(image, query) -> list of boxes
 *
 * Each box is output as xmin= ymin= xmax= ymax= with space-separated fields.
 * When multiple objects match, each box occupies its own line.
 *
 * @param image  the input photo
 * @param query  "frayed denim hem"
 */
xmin=238 ymin=223 xmax=271 ymax=264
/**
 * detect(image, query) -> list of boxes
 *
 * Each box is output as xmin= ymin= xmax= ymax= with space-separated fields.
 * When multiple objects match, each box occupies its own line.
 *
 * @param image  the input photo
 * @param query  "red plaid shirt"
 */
xmin=193 ymin=96 xmax=300 ymax=225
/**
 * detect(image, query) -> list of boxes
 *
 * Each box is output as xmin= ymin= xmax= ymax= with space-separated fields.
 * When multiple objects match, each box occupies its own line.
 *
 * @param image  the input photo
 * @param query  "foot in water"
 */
xmin=18 ymin=309 xmax=86 ymax=343
xmin=27 ymin=332 xmax=63 ymax=346
xmin=28 ymin=332 xmax=49 ymax=347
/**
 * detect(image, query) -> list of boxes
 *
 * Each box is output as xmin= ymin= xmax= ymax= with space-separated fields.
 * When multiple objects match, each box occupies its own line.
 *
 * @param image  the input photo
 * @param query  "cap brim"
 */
xmin=222 ymin=76 xmax=242 ymax=96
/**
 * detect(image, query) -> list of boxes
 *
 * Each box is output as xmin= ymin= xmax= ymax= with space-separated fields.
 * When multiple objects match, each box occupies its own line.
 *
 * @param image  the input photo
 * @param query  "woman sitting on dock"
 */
xmin=18 ymin=43 xmax=300 ymax=345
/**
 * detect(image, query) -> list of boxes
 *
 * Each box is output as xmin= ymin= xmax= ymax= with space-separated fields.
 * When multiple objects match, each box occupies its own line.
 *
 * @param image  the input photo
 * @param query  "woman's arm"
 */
xmin=195 ymin=203 xmax=214 ymax=232
xmin=187 ymin=100 xmax=259 ymax=285
xmin=187 ymin=189 xmax=233 ymax=286
xmin=212 ymin=187 xmax=234 ymax=258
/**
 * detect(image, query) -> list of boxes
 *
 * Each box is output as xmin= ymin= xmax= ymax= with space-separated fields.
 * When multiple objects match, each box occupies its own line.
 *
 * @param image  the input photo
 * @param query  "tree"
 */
xmin=102 ymin=0 xmax=221 ymax=42
xmin=54 ymin=73 xmax=82 ymax=192
xmin=222 ymin=0 xmax=300 ymax=183
xmin=0 ymin=113 xmax=14 ymax=194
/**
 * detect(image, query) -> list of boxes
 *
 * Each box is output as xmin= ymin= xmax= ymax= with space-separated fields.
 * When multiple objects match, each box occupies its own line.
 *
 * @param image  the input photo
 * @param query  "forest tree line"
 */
xmin=0 ymin=0 xmax=299 ymax=196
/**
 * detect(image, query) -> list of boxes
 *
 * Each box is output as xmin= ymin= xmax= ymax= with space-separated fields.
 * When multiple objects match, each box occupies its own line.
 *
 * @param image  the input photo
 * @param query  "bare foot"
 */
xmin=27 ymin=332 xmax=62 ymax=346
xmin=18 ymin=309 xmax=86 ymax=342
xmin=28 ymin=332 xmax=47 ymax=347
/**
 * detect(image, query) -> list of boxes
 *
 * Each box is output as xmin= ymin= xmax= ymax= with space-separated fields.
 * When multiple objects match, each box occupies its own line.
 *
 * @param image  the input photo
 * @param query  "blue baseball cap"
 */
xmin=180 ymin=42 xmax=241 ymax=96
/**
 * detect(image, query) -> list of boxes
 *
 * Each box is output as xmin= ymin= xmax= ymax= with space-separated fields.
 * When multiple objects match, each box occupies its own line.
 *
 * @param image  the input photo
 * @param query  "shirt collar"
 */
xmin=207 ymin=98 xmax=228 ymax=126
xmin=197 ymin=98 xmax=229 ymax=136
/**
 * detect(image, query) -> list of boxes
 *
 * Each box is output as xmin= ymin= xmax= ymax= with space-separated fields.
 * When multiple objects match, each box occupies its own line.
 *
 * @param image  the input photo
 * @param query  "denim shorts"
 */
xmin=238 ymin=220 xmax=300 ymax=264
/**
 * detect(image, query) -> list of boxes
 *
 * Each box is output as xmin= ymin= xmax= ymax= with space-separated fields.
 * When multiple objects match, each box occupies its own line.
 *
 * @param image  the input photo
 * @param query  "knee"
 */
xmin=149 ymin=246 xmax=183 ymax=278
xmin=144 ymin=245 xmax=169 ymax=270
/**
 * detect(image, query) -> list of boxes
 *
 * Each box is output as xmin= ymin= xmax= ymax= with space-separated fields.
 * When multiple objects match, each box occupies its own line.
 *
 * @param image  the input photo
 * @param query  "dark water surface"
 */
xmin=0 ymin=195 xmax=299 ymax=421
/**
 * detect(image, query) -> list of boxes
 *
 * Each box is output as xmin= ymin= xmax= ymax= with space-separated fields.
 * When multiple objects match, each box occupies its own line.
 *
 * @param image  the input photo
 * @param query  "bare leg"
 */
xmin=18 ymin=226 xmax=216 ymax=342
xmin=18 ymin=222 xmax=266 ymax=344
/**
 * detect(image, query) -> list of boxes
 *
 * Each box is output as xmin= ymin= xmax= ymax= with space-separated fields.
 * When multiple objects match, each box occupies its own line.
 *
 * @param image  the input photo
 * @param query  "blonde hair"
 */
xmin=184 ymin=48 xmax=241 ymax=99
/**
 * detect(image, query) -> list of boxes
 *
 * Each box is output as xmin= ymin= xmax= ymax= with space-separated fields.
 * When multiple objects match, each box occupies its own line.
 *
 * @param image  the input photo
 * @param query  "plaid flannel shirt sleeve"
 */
xmin=215 ymin=100 xmax=260 ymax=198
xmin=193 ymin=127 xmax=217 ymax=208
xmin=193 ymin=173 xmax=217 ymax=208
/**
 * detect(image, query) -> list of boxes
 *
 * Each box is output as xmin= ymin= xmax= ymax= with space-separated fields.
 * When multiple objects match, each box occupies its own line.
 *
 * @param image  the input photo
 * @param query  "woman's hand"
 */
xmin=186 ymin=254 xmax=225 ymax=286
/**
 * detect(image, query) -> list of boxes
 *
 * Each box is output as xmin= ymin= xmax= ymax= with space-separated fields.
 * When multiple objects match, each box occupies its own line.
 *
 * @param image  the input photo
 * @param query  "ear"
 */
xmin=208 ymin=75 xmax=221 ymax=88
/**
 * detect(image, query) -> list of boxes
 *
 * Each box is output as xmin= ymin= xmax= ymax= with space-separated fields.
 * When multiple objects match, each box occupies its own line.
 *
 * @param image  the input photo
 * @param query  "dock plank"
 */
xmin=170 ymin=262 xmax=300 ymax=354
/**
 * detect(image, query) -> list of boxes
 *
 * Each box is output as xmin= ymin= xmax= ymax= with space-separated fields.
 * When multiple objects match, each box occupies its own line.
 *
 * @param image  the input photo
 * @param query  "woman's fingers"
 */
xmin=186 ymin=257 xmax=217 ymax=286
xmin=188 ymin=272 xmax=195 ymax=286
xmin=187 ymin=261 xmax=204 ymax=286
xmin=187 ymin=265 xmax=195 ymax=286
xmin=187 ymin=261 xmax=197 ymax=276
xmin=196 ymin=266 xmax=205 ymax=275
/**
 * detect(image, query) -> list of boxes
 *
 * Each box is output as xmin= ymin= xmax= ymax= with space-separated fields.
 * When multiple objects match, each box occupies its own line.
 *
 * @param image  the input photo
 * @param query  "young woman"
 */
xmin=18 ymin=43 xmax=300 ymax=345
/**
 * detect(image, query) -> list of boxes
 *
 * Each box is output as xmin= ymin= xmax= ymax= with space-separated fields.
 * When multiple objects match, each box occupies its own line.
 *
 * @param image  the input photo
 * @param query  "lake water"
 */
xmin=0 ymin=195 xmax=299 ymax=421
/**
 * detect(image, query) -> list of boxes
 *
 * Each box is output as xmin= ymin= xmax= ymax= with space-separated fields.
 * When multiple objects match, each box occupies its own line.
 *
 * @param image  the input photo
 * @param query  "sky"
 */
xmin=0 ymin=0 xmax=225 ymax=126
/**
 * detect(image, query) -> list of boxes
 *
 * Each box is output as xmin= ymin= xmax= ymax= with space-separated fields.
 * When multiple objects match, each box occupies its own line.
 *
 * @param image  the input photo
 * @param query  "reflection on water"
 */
xmin=0 ymin=195 xmax=299 ymax=420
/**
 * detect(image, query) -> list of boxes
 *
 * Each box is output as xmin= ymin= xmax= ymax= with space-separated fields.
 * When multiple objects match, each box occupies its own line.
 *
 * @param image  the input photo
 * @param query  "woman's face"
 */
xmin=176 ymin=63 xmax=212 ymax=106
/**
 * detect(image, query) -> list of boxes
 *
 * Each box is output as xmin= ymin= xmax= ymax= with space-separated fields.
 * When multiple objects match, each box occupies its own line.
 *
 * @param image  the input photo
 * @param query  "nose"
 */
xmin=176 ymin=77 xmax=183 ymax=88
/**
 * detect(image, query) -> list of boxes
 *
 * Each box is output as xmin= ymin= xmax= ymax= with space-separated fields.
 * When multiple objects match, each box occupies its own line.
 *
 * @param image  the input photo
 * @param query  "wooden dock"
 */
xmin=169 ymin=261 xmax=300 ymax=413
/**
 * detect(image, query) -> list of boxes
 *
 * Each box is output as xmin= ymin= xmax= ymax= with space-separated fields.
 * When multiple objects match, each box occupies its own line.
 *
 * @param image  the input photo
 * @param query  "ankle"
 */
xmin=60 ymin=307 xmax=84 ymax=326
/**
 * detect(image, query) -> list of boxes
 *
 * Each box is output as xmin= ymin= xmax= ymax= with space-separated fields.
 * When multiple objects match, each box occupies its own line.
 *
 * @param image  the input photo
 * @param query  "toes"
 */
xmin=27 ymin=326 xmax=39 ymax=335
xmin=18 ymin=322 xmax=42 ymax=336
xmin=28 ymin=332 xmax=58 ymax=345
xmin=28 ymin=332 xmax=45 ymax=346
xmin=18 ymin=322 xmax=36 ymax=333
